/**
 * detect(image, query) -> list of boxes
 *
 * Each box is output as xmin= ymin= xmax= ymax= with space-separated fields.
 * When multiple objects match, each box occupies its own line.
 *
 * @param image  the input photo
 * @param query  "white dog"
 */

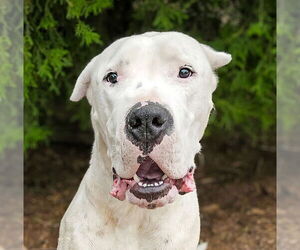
xmin=57 ymin=31 xmax=231 ymax=250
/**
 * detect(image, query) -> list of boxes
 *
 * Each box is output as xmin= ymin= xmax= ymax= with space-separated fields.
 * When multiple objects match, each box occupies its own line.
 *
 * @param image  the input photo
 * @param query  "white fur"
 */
xmin=58 ymin=31 xmax=230 ymax=250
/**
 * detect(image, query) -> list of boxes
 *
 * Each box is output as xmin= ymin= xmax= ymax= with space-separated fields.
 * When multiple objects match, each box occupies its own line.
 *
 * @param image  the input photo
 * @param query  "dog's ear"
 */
xmin=201 ymin=44 xmax=232 ymax=69
xmin=70 ymin=57 xmax=97 ymax=102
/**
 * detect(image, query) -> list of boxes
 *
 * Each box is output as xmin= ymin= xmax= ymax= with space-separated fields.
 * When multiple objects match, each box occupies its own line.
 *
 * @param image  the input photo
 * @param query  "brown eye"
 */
xmin=178 ymin=67 xmax=193 ymax=78
xmin=105 ymin=72 xmax=118 ymax=84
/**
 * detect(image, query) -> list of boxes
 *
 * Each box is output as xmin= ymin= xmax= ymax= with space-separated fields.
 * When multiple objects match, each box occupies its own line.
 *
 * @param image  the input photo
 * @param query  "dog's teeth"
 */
xmin=162 ymin=174 xmax=167 ymax=180
xmin=140 ymin=182 xmax=163 ymax=187
xmin=133 ymin=174 xmax=140 ymax=183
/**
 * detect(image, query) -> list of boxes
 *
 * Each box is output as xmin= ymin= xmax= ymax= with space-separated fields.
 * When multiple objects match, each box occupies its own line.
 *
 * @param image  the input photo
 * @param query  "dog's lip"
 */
xmin=113 ymin=158 xmax=193 ymax=185
xmin=110 ymin=158 xmax=196 ymax=206
xmin=113 ymin=156 xmax=175 ymax=185
xmin=112 ymin=162 xmax=194 ymax=199
xmin=129 ymin=182 xmax=172 ymax=203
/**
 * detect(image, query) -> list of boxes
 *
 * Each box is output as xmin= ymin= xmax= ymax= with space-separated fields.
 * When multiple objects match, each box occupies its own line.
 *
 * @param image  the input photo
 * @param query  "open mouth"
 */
xmin=110 ymin=157 xmax=196 ymax=209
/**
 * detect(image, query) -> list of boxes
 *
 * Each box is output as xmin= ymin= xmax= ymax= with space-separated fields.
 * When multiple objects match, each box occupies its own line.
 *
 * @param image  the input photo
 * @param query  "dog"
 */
xmin=57 ymin=31 xmax=231 ymax=250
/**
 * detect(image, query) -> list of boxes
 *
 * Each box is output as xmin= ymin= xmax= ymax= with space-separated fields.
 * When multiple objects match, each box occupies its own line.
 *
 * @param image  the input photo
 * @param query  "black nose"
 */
xmin=125 ymin=102 xmax=174 ymax=154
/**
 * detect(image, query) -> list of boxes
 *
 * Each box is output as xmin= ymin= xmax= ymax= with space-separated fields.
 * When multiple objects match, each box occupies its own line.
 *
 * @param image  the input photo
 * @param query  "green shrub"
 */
xmin=0 ymin=0 xmax=23 ymax=154
xmin=24 ymin=0 xmax=275 ymax=150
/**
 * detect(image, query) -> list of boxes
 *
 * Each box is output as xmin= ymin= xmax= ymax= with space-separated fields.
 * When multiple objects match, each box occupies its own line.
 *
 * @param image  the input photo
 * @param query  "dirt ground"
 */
xmin=24 ymin=144 xmax=276 ymax=250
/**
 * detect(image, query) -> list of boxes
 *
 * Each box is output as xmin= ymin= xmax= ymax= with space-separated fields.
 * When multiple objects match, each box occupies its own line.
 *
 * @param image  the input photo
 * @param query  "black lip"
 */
xmin=129 ymin=182 xmax=172 ymax=202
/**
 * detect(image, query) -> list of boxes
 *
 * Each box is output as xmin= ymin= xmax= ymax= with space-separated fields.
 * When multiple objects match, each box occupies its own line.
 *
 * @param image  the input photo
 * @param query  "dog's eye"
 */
xmin=178 ymin=67 xmax=193 ymax=78
xmin=105 ymin=72 xmax=118 ymax=84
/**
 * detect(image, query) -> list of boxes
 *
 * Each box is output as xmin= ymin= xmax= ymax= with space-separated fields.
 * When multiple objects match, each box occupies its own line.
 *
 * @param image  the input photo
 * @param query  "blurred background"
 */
xmin=24 ymin=0 xmax=276 ymax=249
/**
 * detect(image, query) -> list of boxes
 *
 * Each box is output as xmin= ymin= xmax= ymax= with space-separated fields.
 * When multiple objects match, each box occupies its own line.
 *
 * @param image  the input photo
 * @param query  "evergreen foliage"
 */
xmin=24 ymin=0 xmax=276 ymax=150
xmin=0 ymin=0 xmax=23 ymax=153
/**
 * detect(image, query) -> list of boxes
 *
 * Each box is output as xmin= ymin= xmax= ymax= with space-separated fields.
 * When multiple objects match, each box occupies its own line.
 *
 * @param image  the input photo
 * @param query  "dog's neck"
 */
xmin=79 ymin=138 xmax=115 ymax=213
xmin=90 ymin=132 xmax=113 ymax=183
xmin=89 ymin=108 xmax=113 ymax=177
xmin=79 ymin=110 xmax=111 ymax=196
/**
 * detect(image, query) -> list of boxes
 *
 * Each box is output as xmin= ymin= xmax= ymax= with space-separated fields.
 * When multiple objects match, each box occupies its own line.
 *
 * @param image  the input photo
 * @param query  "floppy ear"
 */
xmin=201 ymin=44 xmax=232 ymax=69
xmin=70 ymin=57 xmax=97 ymax=102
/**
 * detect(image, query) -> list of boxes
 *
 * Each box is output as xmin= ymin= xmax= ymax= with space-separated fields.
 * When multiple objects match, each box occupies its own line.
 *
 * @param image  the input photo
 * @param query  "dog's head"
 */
xmin=70 ymin=32 xmax=231 ymax=209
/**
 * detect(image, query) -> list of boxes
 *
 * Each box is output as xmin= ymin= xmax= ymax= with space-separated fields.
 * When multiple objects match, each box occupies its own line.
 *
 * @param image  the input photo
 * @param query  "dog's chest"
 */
xmin=89 ymin=205 xmax=179 ymax=249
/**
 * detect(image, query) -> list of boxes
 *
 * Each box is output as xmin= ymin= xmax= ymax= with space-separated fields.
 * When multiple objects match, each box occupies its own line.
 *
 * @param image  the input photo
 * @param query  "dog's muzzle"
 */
xmin=109 ymin=102 xmax=196 ymax=209
xmin=110 ymin=157 xmax=196 ymax=209
xmin=125 ymin=101 xmax=174 ymax=154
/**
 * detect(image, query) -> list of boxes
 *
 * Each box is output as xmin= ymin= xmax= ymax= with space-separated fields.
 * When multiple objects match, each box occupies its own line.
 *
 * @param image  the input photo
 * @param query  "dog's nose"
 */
xmin=125 ymin=102 xmax=174 ymax=153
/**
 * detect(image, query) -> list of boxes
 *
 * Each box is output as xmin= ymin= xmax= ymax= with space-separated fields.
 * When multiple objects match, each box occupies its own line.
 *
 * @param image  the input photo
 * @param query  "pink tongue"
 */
xmin=136 ymin=157 xmax=164 ymax=180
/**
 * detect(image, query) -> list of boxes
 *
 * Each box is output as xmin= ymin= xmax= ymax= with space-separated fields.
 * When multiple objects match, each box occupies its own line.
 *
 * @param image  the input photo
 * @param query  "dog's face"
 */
xmin=70 ymin=32 xmax=231 ymax=209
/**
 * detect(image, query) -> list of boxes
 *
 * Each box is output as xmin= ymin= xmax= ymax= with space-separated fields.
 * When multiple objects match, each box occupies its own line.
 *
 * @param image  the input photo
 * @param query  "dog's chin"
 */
xmin=110 ymin=157 xmax=196 ymax=209
xmin=125 ymin=183 xmax=179 ymax=209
